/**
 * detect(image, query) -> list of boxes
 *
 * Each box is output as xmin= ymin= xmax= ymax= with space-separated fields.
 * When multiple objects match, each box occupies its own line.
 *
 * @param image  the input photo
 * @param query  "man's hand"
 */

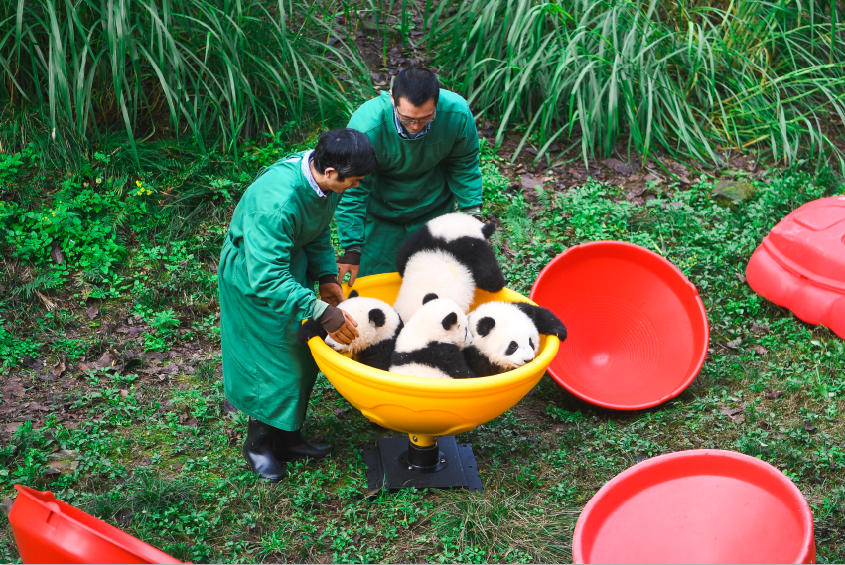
xmin=337 ymin=249 xmax=361 ymax=287
xmin=327 ymin=310 xmax=359 ymax=345
xmin=337 ymin=263 xmax=360 ymax=287
xmin=319 ymin=282 xmax=345 ymax=307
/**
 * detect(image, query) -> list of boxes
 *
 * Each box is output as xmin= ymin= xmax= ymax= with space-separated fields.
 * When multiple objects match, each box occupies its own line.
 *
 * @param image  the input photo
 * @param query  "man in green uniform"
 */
xmin=336 ymin=67 xmax=483 ymax=284
xmin=219 ymin=129 xmax=378 ymax=481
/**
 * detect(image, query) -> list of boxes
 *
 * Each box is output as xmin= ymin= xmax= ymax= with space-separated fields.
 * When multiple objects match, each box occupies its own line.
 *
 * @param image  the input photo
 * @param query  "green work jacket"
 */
xmin=337 ymin=89 xmax=482 ymax=275
xmin=218 ymin=152 xmax=339 ymax=430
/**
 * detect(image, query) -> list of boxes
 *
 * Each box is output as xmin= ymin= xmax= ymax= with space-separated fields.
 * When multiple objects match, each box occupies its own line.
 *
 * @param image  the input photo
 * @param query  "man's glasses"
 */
xmin=395 ymin=108 xmax=436 ymax=125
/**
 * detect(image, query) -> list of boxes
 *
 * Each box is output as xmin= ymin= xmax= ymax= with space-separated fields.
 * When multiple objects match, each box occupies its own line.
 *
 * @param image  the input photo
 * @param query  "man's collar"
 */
xmin=301 ymin=150 xmax=327 ymax=198
xmin=393 ymin=106 xmax=432 ymax=140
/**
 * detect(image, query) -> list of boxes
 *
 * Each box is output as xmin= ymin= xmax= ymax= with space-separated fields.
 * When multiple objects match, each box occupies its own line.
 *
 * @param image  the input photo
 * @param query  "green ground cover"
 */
xmin=1 ymin=135 xmax=844 ymax=562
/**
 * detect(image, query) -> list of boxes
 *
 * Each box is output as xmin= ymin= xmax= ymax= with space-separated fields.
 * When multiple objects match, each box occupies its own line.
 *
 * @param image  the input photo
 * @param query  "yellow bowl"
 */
xmin=308 ymin=273 xmax=560 ymax=446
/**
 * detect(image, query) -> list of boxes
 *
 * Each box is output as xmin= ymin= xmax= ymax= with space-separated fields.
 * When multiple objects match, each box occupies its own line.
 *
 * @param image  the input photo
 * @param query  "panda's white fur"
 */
xmin=466 ymin=302 xmax=539 ymax=370
xmin=390 ymin=298 xmax=474 ymax=379
xmin=324 ymin=296 xmax=401 ymax=355
xmin=393 ymin=249 xmax=475 ymax=323
xmin=426 ymin=212 xmax=490 ymax=242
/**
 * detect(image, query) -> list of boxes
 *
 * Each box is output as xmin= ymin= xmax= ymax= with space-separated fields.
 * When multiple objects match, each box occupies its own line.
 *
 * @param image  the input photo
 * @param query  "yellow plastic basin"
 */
xmin=307 ymin=273 xmax=560 ymax=447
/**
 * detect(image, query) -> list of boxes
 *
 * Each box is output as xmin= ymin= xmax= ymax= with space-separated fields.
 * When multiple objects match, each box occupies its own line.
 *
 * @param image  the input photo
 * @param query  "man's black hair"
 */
xmin=392 ymin=67 xmax=440 ymax=108
xmin=312 ymin=128 xmax=379 ymax=181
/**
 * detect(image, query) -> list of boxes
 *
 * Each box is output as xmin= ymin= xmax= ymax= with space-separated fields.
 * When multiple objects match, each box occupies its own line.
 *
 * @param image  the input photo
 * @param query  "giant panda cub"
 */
xmin=389 ymin=296 xmax=474 ymax=379
xmin=393 ymin=212 xmax=505 ymax=322
xmin=464 ymin=302 xmax=567 ymax=377
xmin=297 ymin=291 xmax=403 ymax=371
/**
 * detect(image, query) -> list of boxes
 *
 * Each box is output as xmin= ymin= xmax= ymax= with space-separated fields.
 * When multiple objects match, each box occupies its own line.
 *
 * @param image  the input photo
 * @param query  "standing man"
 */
xmin=219 ymin=129 xmax=377 ymax=482
xmin=336 ymin=67 xmax=483 ymax=284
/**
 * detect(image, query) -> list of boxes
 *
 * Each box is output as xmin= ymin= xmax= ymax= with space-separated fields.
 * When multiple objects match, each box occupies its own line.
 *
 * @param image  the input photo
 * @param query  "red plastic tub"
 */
xmin=530 ymin=241 xmax=709 ymax=410
xmin=8 ymin=485 xmax=181 ymax=564
xmin=573 ymin=450 xmax=816 ymax=564
xmin=746 ymin=195 xmax=845 ymax=340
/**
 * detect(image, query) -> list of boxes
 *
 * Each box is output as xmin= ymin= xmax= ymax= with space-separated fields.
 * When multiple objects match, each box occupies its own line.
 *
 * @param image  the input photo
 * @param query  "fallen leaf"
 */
xmin=1 ymin=498 xmax=13 ymax=518
xmin=43 ymin=467 xmax=62 ymax=477
xmin=366 ymin=488 xmax=381 ymax=498
xmin=731 ymin=414 xmax=746 ymax=424
xmin=22 ymin=356 xmax=44 ymax=371
xmin=750 ymin=322 xmax=770 ymax=335
xmin=50 ymin=239 xmax=64 ymax=264
xmin=736 ymin=271 xmax=747 ymax=283
xmin=86 ymin=307 xmax=99 ymax=320
xmin=2 ymin=379 xmax=25 ymax=399
xmin=119 ymin=390 xmax=129 ymax=399
xmin=766 ymin=390 xmax=783 ymax=400
xmin=754 ymin=345 xmax=768 ymax=355
xmin=29 ymin=402 xmax=50 ymax=412
xmin=186 ymin=417 xmax=198 ymax=428
xmin=2 ymin=422 xmax=24 ymax=435
xmin=95 ymin=352 xmax=113 ymax=369
xmin=720 ymin=408 xmax=744 ymax=417
xmin=524 ymin=147 xmax=538 ymax=156
xmin=726 ymin=337 xmax=743 ymax=349
xmin=51 ymin=358 xmax=66 ymax=378
xmin=803 ymin=421 xmax=817 ymax=432
xmin=602 ymin=158 xmax=633 ymax=175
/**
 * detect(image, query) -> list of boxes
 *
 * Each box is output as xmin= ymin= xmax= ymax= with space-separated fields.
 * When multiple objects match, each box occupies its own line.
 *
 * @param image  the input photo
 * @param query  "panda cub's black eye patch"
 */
xmin=505 ymin=341 xmax=518 ymax=356
xmin=529 ymin=337 xmax=534 ymax=349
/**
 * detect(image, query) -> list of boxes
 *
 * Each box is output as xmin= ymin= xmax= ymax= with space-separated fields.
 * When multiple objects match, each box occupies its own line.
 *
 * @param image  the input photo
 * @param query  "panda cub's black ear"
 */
xmin=513 ymin=303 xmax=567 ymax=340
xmin=481 ymin=222 xmax=496 ymax=239
xmin=422 ymin=293 xmax=439 ymax=305
xmin=369 ymin=308 xmax=386 ymax=328
xmin=476 ymin=316 xmax=496 ymax=337
xmin=441 ymin=311 xmax=458 ymax=330
xmin=349 ymin=290 xmax=359 ymax=298
xmin=298 ymin=319 xmax=328 ymax=343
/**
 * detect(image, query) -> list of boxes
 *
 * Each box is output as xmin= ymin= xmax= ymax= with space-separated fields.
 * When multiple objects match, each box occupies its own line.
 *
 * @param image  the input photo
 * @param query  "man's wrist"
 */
xmin=317 ymin=305 xmax=345 ymax=332
xmin=338 ymin=248 xmax=361 ymax=265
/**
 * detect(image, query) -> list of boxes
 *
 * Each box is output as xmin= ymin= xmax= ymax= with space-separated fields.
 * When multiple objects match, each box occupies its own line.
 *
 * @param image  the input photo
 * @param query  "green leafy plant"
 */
xmin=433 ymin=0 xmax=845 ymax=171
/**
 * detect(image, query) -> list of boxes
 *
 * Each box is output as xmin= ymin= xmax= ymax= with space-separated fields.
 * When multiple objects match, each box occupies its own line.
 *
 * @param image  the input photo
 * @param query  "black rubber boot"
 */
xmin=272 ymin=429 xmax=332 ymax=462
xmin=242 ymin=418 xmax=286 ymax=482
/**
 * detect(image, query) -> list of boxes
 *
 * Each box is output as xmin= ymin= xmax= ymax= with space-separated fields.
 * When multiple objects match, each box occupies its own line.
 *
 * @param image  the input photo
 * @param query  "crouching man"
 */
xmin=219 ymin=129 xmax=377 ymax=481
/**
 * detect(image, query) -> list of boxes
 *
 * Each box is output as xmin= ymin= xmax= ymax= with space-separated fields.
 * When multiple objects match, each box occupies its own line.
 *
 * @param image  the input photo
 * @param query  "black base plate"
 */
xmin=363 ymin=436 xmax=483 ymax=493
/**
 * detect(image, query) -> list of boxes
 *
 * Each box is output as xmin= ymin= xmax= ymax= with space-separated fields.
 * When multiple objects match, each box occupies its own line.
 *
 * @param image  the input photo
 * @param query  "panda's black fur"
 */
xmin=395 ymin=219 xmax=504 ymax=292
xmin=390 ymin=343 xmax=474 ymax=379
xmin=297 ymin=291 xmax=403 ymax=371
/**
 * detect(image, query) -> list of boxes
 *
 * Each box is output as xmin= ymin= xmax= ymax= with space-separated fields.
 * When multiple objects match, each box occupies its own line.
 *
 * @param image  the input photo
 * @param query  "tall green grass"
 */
xmin=0 ymin=0 xmax=372 ymax=160
xmin=431 ymin=0 xmax=845 ymax=170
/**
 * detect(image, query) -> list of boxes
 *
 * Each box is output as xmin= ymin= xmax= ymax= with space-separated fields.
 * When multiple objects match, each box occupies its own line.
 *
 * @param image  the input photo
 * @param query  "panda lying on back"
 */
xmin=393 ymin=213 xmax=505 ymax=322
xmin=298 ymin=291 xmax=402 ymax=371
xmin=464 ymin=301 xmax=567 ymax=377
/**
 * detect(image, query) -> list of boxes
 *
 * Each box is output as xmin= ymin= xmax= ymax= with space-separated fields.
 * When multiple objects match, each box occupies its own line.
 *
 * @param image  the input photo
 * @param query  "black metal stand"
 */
xmin=363 ymin=436 xmax=483 ymax=493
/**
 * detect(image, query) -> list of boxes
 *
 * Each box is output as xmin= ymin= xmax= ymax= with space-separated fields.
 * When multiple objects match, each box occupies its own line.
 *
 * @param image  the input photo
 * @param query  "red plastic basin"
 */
xmin=746 ymin=195 xmax=845 ymax=339
xmin=530 ymin=241 xmax=708 ymax=410
xmin=8 ymin=485 xmax=181 ymax=564
xmin=573 ymin=450 xmax=816 ymax=564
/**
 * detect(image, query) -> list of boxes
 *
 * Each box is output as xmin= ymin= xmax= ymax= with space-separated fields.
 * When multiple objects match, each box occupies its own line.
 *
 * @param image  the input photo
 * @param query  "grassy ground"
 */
xmin=1 ymin=131 xmax=844 ymax=562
